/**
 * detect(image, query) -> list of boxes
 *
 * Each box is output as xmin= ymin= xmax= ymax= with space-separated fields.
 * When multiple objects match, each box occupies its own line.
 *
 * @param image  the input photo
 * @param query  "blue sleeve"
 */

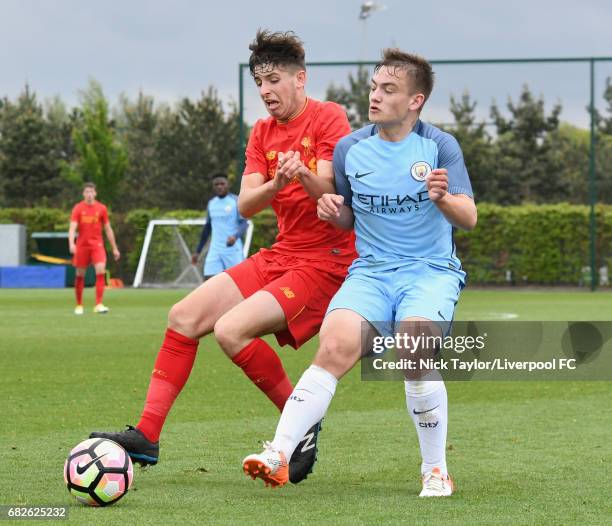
xmin=195 ymin=203 xmax=212 ymax=253
xmin=233 ymin=196 xmax=248 ymax=238
xmin=436 ymin=133 xmax=473 ymax=197
xmin=333 ymin=138 xmax=353 ymax=207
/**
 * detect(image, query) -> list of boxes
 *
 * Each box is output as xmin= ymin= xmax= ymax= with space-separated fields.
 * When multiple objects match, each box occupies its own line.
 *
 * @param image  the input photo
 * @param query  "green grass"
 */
xmin=1 ymin=288 xmax=611 ymax=525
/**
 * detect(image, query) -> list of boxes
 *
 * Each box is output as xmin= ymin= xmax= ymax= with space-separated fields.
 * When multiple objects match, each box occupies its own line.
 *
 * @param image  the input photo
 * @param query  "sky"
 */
xmin=1 ymin=0 xmax=611 ymax=127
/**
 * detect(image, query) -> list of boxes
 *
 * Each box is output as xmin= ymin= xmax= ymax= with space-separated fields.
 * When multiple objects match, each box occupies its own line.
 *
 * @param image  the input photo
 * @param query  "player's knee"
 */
xmin=213 ymin=314 xmax=242 ymax=354
xmin=168 ymin=301 xmax=206 ymax=338
xmin=315 ymin=336 xmax=357 ymax=372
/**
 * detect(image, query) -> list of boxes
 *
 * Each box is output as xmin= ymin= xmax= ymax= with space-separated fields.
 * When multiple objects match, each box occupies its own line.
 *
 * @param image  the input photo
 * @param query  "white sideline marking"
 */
xmin=486 ymin=312 xmax=519 ymax=320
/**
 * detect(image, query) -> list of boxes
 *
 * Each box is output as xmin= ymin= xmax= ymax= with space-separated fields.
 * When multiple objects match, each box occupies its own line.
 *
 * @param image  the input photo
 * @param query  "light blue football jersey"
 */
xmin=333 ymin=120 xmax=473 ymax=275
xmin=196 ymin=194 xmax=247 ymax=254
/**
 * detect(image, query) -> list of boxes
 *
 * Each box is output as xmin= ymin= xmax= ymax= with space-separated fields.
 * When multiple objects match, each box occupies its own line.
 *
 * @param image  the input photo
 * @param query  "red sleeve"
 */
xmin=70 ymin=204 xmax=80 ymax=222
xmin=243 ymin=121 xmax=267 ymax=176
xmin=100 ymin=204 xmax=109 ymax=224
xmin=314 ymin=102 xmax=351 ymax=161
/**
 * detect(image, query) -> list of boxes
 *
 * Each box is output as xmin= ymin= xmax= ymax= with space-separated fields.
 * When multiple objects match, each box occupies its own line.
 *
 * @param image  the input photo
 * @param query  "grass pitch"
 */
xmin=1 ymin=288 xmax=611 ymax=525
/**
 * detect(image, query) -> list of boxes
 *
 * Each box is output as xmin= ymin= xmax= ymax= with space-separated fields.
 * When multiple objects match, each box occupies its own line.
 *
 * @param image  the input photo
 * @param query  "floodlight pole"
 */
xmin=588 ymin=58 xmax=598 ymax=291
xmin=237 ymin=63 xmax=246 ymax=192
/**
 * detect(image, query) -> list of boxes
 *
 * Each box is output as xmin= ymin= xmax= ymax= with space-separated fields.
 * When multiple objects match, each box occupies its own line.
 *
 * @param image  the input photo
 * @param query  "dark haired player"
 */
xmin=68 ymin=182 xmax=120 ymax=314
xmin=243 ymin=49 xmax=476 ymax=495
xmin=91 ymin=30 xmax=355 ymax=484
xmin=191 ymin=174 xmax=248 ymax=279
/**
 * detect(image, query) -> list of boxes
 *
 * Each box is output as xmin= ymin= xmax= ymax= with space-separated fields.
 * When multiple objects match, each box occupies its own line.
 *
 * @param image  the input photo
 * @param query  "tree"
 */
xmin=153 ymin=87 xmax=242 ymax=209
xmin=0 ymin=86 xmax=70 ymax=207
xmin=326 ymin=66 xmax=371 ymax=129
xmin=490 ymin=86 xmax=563 ymax=204
xmin=593 ymin=77 xmax=612 ymax=135
xmin=62 ymin=80 xmax=127 ymax=206
xmin=114 ymin=91 xmax=160 ymax=209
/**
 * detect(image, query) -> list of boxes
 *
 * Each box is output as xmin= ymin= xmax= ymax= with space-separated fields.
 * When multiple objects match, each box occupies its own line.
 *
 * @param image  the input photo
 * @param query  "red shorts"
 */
xmin=225 ymin=249 xmax=349 ymax=349
xmin=73 ymin=242 xmax=106 ymax=268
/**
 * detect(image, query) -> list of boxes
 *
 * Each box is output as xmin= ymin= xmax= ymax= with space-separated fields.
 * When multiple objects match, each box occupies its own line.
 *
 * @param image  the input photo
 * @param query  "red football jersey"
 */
xmin=70 ymin=201 xmax=108 ymax=246
xmin=244 ymin=98 xmax=356 ymax=265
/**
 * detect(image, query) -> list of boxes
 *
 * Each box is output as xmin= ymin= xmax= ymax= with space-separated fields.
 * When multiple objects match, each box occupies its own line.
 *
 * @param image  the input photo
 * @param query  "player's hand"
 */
xmin=69 ymin=243 xmax=76 ymax=255
xmin=273 ymin=151 xmax=303 ymax=191
xmin=427 ymin=169 xmax=449 ymax=203
xmin=191 ymin=253 xmax=199 ymax=265
xmin=317 ymin=193 xmax=344 ymax=221
xmin=113 ymin=248 xmax=121 ymax=261
xmin=226 ymin=235 xmax=237 ymax=247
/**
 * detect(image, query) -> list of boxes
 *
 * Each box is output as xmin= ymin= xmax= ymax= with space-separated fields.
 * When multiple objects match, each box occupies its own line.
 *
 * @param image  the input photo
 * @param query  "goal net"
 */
xmin=133 ymin=219 xmax=254 ymax=288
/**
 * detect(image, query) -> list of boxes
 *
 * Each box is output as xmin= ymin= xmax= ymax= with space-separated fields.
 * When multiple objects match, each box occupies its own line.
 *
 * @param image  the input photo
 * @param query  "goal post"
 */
xmin=133 ymin=218 xmax=254 ymax=288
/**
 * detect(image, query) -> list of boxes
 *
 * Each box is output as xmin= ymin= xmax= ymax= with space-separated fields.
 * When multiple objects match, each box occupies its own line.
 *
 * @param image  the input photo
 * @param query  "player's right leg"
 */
xmin=90 ymin=272 xmax=245 ymax=465
xmin=73 ymin=266 xmax=86 ymax=315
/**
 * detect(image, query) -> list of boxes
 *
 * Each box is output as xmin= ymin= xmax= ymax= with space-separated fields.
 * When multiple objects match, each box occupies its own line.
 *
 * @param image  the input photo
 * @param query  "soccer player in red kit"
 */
xmin=68 ymin=182 xmax=120 ymax=315
xmin=91 ymin=30 xmax=356 ymax=484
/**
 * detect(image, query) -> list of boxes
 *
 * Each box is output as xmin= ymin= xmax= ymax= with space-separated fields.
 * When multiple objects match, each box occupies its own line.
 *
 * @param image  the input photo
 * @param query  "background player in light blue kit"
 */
xmin=192 ymin=173 xmax=248 ymax=279
xmin=243 ymin=49 xmax=477 ymax=496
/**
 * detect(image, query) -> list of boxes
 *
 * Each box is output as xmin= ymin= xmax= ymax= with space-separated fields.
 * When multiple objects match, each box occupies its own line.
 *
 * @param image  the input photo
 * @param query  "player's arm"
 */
xmin=192 ymin=205 xmax=212 ymax=262
xmin=238 ymin=151 xmax=300 ymax=218
xmin=299 ymin=102 xmax=352 ymax=201
xmin=431 ymin=133 xmax=477 ymax=230
xmin=228 ymin=209 xmax=248 ymax=247
xmin=317 ymin=139 xmax=355 ymax=230
xmin=317 ymin=194 xmax=354 ymax=230
xmin=296 ymin=159 xmax=335 ymax=200
xmin=427 ymin=169 xmax=477 ymax=230
xmin=103 ymin=222 xmax=121 ymax=261
xmin=238 ymin=172 xmax=278 ymax=218
xmin=68 ymin=221 xmax=78 ymax=255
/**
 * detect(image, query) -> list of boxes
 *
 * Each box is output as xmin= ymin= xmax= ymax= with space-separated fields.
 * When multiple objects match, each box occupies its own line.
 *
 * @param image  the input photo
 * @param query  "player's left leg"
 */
xmin=395 ymin=262 xmax=464 ymax=497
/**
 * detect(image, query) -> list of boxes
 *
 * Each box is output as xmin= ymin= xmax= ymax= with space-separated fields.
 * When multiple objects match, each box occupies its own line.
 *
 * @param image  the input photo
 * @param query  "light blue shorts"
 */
xmin=204 ymin=247 xmax=245 ymax=276
xmin=326 ymin=260 xmax=464 ymax=334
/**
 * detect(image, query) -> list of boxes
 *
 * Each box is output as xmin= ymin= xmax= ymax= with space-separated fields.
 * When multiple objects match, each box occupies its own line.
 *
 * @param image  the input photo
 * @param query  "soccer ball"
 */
xmin=64 ymin=438 xmax=133 ymax=506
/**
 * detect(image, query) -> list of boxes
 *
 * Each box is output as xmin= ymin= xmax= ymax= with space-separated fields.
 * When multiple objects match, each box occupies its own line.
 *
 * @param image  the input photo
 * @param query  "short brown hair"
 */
xmin=375 ymin=49 xmax=434 ymax=102
xmin=248 ymin=29 xmax=306 ymax=76
xmin=83 ymin=182 xmax=96 ymax=190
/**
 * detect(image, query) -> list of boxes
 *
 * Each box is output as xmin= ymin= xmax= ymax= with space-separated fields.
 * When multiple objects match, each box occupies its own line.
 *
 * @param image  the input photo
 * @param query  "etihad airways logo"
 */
xmin=356 ymin=191 xmax=430 ymax=214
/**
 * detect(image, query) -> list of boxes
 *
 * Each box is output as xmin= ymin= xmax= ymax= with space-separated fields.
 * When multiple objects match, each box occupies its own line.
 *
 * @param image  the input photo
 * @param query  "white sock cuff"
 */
xmin=404 ymin=378 xmax=446 ymax=398
xmin=302 ymin=365 xmax=338 ymax=396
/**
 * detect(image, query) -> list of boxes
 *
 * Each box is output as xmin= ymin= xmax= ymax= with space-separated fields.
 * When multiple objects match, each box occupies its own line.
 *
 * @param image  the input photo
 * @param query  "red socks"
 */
xmin=74 ymin=276 xmax=84 ymax=305
xmin=136 ymin=333 xmax=291 ymax=442
xmin=136 ymin=328 xmax=199 ymax=442
xmin=232 ymin=338 xmax=293 ymax=412
xmin=95 ymin=274 xmax=105 ymax=304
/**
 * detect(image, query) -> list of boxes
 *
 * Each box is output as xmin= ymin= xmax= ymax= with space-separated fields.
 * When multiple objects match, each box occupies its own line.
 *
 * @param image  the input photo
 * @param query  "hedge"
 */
xmin=2 ymin=204 xmax=610 ymax=286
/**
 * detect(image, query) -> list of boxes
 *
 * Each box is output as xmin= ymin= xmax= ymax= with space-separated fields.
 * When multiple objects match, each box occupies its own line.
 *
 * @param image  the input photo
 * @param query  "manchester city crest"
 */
xmin=410 ymin=161 xmax=432 ymax=182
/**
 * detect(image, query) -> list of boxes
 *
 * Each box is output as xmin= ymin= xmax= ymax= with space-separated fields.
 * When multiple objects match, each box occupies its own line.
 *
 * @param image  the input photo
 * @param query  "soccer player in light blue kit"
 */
xmin=192 ymin=173 xmax=248 ymax=279
xmin=243 ymin=49 xmax=477 ymax=496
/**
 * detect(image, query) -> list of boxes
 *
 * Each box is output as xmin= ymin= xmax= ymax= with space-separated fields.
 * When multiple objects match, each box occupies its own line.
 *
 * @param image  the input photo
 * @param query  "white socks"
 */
xmin=404 ymin=378 xmax=448 ymax=475
xmin=272 ymin=365 xmax=337 ymax=459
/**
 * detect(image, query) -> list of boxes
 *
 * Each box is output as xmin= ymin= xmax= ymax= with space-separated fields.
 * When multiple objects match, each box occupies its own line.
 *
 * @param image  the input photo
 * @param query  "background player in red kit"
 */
xmin=91 ymin=30 xmax=356 ymax=483
xmin=68 ymin=182 xmax=120 ymax=315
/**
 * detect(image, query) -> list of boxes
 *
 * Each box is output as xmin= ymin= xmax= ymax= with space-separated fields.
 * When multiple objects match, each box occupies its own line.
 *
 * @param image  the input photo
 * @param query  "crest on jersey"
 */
xmin=224 ymin=205 xmax=232 ymax=213
xmin=410 ymin=161 xmax=432 ymax=182
xmin=266 ymin=150 xmax=277 ymax=160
